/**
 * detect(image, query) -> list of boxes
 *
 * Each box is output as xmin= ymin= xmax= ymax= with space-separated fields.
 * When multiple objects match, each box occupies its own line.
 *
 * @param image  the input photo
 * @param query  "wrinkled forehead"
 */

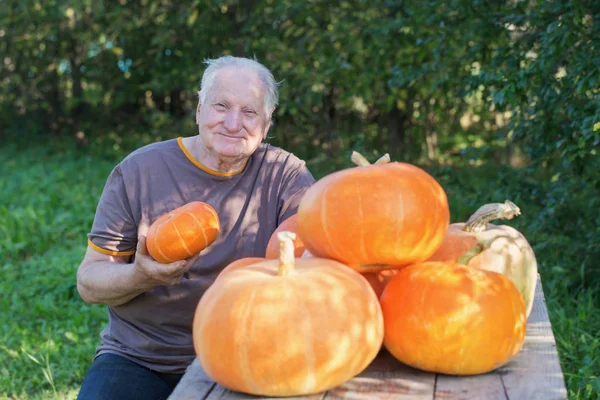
xmin=208 ymin=67 xmax=266 ymax=110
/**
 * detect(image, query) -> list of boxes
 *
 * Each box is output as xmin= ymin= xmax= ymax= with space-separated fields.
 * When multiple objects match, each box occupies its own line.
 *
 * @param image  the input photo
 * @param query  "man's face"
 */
xmin=196 ymin=67 xmax=271 ymax=164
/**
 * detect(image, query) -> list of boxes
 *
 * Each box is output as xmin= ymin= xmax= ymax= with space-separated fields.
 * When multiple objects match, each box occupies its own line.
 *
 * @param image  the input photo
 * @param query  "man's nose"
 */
xmin=224 ymin=109 xmax=242 ymax=132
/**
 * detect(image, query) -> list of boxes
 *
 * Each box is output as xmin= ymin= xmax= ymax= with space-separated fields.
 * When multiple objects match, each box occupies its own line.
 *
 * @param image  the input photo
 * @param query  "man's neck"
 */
xmin=181 ymin=136 xmax=247 ymax=174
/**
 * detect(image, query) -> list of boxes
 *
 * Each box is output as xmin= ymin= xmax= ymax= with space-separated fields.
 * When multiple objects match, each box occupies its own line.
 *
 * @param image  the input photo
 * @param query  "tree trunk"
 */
xmin=387 ymin=89 xmax=415 ymax=160
xmin=425 ymin=111 xmax=438 ymax=160
xmin=387 ymin=105 xmax=410 ymax=160
xmin=46 ymin=69 xmax=65 ymax=136
xmin=70 ymin=56 xmax=84 ymax=114
xmin=322 ymin=87 xmax=339 ymax=156
xmin=169 ymin=89 xmax=185 ymax=116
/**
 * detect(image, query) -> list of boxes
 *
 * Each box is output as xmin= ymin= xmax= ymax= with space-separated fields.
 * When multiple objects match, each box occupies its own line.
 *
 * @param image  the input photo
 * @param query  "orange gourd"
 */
xmin=380 ymin=262 xmax=526 ymax=375
xmin=427 ymin=200 xmax=538 ymax=316
xmin=146 ymin=201 xmax=220 ymax=263
xmin=193 ymin=232 xmax=384 ymax=397
xmin=297 ymin=151 xmax=449 ymax=272
xmin=265 ymin=214 xmax=305 ymax=258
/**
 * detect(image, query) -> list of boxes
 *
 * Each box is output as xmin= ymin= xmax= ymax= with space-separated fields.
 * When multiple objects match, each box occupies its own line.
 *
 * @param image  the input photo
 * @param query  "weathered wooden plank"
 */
xmin=168 ymin=358 xmax=325 ymax=400
xmin=435 ymin=373 xmax=506 ymax=400
xmin=169 ymin=351 xmax=433 ymax=400
xmin=205 ymin=385 xmax=324 ymax=400
xmin=498 ymin=277 xmax=567 ymax=400
xmin=325 ymin=350 xmax=435 ymax=399
xmin=168 ymin=359 xmax=215 ymax=400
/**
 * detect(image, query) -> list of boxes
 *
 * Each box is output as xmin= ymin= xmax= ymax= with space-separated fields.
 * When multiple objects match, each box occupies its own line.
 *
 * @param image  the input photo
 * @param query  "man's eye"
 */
xmin=244 ymin=110 xmax=257 ymax=116
xmin=215 ymin=103 xmax=226 ymax=110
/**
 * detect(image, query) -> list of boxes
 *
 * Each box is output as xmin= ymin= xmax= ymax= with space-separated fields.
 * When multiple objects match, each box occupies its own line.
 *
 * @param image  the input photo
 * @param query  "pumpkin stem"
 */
xmin=277 ymin=231 xmax=296 ymax=276
xmin=350 ymin=151 xmax=391 ymax=167
xmin=351 ymin=151 xmax=371 ymax=166
xmin=457 ymin=242 xmax=485 ymax=265
xmin=374 ymin=153 xmax=391 ymax=164
xmin=463 ymin=200 xmax=521 ymax=233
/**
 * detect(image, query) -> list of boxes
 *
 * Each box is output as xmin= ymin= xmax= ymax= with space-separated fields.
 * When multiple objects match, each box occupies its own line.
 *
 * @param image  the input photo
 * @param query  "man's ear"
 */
xmin=195 ymin=103 xmax=201 ymax=124
xmin=263 ymin=108 xmax=275 ymax=139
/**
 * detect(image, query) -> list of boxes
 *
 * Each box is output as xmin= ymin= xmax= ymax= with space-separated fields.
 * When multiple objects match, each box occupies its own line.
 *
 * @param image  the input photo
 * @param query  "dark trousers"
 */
xmin=77 ymin=353 xmax=183 ymax=400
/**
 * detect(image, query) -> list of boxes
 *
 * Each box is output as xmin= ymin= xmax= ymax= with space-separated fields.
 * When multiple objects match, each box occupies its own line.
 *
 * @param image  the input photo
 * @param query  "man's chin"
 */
xmin=214 ymin=146 xmax=246 ymax=159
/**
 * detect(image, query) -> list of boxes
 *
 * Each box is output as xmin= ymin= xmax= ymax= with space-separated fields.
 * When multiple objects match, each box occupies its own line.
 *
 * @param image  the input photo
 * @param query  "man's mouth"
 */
xmin=218 ymin=133 xmax=244 ymax=140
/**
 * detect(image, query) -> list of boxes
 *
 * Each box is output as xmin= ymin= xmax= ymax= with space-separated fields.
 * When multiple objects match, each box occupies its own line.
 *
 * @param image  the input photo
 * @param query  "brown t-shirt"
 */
xmin=87 ymin=137 xmax=315 ymax=373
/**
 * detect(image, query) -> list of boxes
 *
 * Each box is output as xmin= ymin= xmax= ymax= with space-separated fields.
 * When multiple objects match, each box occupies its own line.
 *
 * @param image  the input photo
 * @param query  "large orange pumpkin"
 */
xmin=427 ymin=200 xmax=538 ymax=316
xmin=265 ymin=214 xmax=305 ymax=258
xmin=297 ymin=151 xmax=449 ymax=272
xmin=380 ymin=262 xmax=526 ymax=375
xmin=267 ymin=213 xmax=398 ymax=296
xmin=214 ymin=257 xmax=264 ymax=282
xmin=146 ymin=201 xmax=220 ymax=263
xmin=193 ymin=232 xmax=384 ymax=397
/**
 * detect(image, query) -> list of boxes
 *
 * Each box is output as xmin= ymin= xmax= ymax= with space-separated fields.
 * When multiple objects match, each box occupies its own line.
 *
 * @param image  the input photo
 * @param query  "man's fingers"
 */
xmin=186 ymin=252 xmax=201 ymax=267
xmin=162 ymin=252 xmax=198 ymax=276
xmin=164 ymin=256 xmax=197 ymax=284
xmin=137 ymin=235 xmax=149 ymax=256
xmin=159 ymin=260 xmax=190 ymax=276
xmin=135 ymin=245 xmax=196 ymax=286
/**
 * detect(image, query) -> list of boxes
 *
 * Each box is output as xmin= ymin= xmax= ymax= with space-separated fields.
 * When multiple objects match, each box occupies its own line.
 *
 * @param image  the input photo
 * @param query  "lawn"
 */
xmin=1 ymin=139 xmax=598 ymax=399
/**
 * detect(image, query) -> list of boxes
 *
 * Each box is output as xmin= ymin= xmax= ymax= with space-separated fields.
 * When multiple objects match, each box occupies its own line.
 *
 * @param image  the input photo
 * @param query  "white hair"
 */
xmin=198 ymin=56 xmax=280 ymax=120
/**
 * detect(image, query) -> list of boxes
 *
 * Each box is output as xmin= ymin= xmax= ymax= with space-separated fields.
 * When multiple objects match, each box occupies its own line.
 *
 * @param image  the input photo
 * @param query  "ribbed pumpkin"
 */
xmin=380 ymin=262 xmax=526 ymax=375
xmin=265 ymin=214 xmax=305 ymax=258
xmin=146 ymin=201 xmax=220 ymax=263
xmin=215 ymin=257 xmax=264 ymax=282
xmin=193 ymin=232 xmax=384 ymax=397
xmin=265 ymin=213 xmax=399 ymax=296
xmin=427 ymin=200 xmax=538 ymax=317
xmin=297 ymin=152 xmax=450 ymax=272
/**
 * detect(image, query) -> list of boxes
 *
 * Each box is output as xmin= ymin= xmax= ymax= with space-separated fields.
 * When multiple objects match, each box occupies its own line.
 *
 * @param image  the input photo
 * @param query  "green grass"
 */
xmin=1 ymin=144 xmax=111 ymax=400
xmin=1 ymin=141 xmax=598 ymax=399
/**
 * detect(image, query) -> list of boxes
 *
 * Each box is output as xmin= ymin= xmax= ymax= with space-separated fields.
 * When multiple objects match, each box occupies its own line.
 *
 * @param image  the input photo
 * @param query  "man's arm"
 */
xmin=76 ymin=236 xmax=194 ymax=307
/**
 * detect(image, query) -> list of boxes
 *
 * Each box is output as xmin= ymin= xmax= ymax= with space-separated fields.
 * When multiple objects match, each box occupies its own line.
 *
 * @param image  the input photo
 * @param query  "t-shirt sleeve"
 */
xmin=87 ymin=165 xmax=138 ymax=256
xmin=278 ymin=160 xmax=316 ymax=224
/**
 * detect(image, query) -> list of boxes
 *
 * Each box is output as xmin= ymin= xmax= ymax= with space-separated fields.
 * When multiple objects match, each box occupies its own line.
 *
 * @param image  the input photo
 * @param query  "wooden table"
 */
xmin=169 ymin=276 xmax=567 ymax=399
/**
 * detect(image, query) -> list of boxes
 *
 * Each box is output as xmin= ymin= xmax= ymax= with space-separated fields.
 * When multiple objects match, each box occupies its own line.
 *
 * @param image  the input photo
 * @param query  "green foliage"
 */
xmin=2 ymin=0 xmax=596 ymax=168
xmin=469 ymin=0 xmax=600 ymax=174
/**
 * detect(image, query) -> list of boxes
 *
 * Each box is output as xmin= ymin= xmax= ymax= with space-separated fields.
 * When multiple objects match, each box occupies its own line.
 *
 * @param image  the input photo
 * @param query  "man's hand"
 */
xmin=134 ymin=235 xmax=200 ymax=286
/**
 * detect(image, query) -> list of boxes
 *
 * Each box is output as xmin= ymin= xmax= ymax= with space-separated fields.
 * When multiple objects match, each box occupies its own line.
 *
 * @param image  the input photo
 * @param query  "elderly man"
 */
xmin=76 ymin=56 xmax=315 ymax=400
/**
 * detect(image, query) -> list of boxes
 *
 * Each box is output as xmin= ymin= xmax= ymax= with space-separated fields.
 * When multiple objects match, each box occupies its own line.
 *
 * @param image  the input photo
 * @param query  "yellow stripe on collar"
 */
xmin=177 ymin=137 xmax=246 ymax=177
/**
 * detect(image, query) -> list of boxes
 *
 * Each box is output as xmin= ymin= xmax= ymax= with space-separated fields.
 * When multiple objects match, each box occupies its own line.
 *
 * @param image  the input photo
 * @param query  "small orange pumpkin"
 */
xmin=380 ymin=262 xmax=526 ymax=375
xmin=265 ymin=214 xmax=305 ymax=258
xmin=193 ymin=232 xmax=384 ymax=397
xmin=146 ymin=201 xmax=220 ymax=263
xmin=427 ymin=200 xmax=538 ymax=316
xmin=297 ymin=152 xmax=449 ymax=272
